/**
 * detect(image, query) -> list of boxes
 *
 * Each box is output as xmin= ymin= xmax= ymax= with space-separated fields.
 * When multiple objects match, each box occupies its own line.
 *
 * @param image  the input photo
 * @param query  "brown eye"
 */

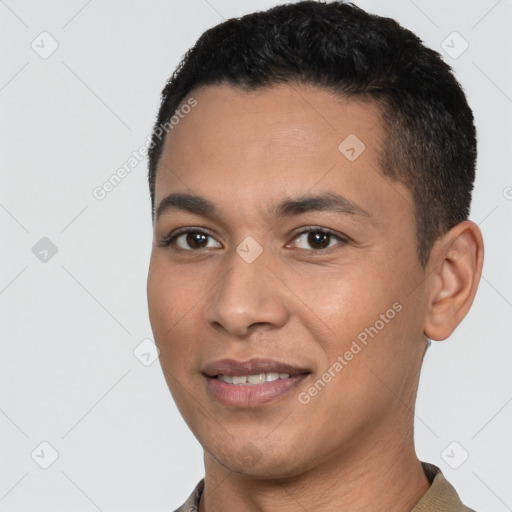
xmin=291 ymin=228 xmax=347 ymax=251
xmin=184 ymin=232 xmax=209 ymax=249
xmin=159 ymin=229 xmax=222 ymax=250
xmin=307 ymin=231 xmax=331 ymax=249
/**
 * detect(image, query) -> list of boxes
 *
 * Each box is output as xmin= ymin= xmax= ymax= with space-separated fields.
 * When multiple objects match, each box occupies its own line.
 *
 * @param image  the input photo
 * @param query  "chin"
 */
xmin=207 ymin=439 xmax=311 ymax=480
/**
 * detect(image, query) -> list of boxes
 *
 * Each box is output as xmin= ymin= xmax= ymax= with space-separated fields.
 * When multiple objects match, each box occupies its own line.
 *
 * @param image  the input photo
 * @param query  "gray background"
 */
xmin=1 ymin=0 xmax=511 ymax=510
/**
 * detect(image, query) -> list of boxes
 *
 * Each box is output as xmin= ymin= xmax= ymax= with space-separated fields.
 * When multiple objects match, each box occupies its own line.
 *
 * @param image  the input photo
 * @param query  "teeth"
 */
xmin=217 ymin=372 xmax=291 ymax=385
xmin=248 ymin=373 xmax=265 ymax=384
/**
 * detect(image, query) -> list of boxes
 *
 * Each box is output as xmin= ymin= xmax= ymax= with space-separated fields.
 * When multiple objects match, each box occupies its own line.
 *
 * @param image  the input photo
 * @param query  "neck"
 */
xmin=199 ymin=425 xmax=431 ymax=512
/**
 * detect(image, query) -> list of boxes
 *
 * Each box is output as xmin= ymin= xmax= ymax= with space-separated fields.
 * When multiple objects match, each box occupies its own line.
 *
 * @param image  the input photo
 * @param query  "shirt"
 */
xmin=172 ymin=462 xmax=476 ymax=512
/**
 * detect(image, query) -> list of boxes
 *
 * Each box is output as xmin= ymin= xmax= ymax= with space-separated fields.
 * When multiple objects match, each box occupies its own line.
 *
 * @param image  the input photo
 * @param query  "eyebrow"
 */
xmin=154 ymin=192 xmax=370 ymax=221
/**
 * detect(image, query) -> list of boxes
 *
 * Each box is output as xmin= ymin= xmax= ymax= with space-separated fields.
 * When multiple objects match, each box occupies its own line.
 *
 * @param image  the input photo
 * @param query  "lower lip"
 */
xmin=205 ymin=375 xmax=309 ymax=408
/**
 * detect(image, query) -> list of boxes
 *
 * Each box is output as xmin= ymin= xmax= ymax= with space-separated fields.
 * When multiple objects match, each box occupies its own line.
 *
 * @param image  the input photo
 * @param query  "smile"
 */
xmin=216 ymin=372 xmax=291 ymax=385
xmin=202 ymin=357 xmax=311 ymax=407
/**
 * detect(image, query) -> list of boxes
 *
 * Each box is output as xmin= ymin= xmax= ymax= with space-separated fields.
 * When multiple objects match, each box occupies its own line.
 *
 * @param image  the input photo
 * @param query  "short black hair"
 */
xmin=147 ymin=1 xmax=476 ymax=266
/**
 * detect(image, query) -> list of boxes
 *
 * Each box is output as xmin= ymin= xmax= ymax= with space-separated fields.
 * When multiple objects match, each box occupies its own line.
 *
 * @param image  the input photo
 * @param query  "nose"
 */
xmin=206 ymin=244 xmax=289 ymax=337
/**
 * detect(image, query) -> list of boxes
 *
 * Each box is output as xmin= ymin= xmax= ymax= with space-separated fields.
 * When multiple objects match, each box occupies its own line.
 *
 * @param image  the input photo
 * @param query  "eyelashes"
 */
xmin=158 ymin=228 xmax=220 ymax=250
xmin=291 ymin=229 xmax=348 ymax=251
xmin=157 ymin=226 xmax=349 ymax=253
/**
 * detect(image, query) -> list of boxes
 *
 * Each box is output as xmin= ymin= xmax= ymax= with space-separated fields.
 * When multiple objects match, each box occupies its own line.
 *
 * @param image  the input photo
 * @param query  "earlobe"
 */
xmin=423 ymin=221 xmax=484 ymax=341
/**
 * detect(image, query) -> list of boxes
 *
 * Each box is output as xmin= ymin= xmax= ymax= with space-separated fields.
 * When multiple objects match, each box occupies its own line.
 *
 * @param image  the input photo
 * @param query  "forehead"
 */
xmin=154 ymin=83 xmax=411 ymax=223
xmin=158 ymin=83 xmax=383 ymax=170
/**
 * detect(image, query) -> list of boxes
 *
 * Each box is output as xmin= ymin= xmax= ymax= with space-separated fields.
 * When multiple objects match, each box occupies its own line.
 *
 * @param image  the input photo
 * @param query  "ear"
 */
xmin=423 ymin=220 xmax=484 ymax=341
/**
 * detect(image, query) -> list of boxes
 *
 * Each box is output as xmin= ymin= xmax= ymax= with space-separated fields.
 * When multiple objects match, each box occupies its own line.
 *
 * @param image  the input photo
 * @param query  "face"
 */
xmin=147 ymin=83 xmax=430 ymax=478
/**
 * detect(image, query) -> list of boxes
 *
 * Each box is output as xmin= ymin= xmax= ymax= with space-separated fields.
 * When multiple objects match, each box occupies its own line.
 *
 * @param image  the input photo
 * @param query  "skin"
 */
xmin=147 ymin=83 xmax=484 ymax=512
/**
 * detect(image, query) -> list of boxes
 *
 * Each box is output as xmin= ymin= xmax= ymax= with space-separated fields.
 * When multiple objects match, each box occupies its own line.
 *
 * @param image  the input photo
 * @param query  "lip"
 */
xmin=202 ymin=358 xmax=310 ymax=377
xmin=202 ymin=358 xmax=311 ymax=408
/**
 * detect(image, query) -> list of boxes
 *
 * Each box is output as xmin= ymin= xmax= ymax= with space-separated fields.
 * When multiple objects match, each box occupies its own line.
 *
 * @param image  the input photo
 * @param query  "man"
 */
xmin=146 ymin=2 xmax=483 ymax=510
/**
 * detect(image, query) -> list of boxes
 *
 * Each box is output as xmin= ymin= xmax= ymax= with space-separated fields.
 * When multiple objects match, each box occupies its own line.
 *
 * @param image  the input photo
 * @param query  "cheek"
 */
xmin=147 ymin=255 xmax=196 ymax=333
xmin=291 ymin=259 xmax=421 ymax=388
xmin=147 ymin=262 xmax=202 ymax=417
xmin=147 ymin=261 xmax=171 ymax=340
xmin=288 ymin=263 xmax=394 ymax=350
xmin=147 ymin=257 xmax=189 ymax=365
xmin=147 ymin=256 xmax=210 ymax=378
xmin=317 ymin=275 xmax=424 ymax=416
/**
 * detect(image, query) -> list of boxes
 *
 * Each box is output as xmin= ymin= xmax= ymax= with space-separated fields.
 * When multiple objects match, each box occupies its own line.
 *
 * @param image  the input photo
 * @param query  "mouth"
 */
xmin=202 ymin=358 xmax=311 ymax=407
xmin=215 ymin=372 xmax=294 ymax=385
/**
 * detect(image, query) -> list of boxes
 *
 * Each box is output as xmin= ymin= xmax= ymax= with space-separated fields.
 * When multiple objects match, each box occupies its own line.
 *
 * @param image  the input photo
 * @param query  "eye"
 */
xmin=158 ymin=227 xmax=348 ymax=252
xmin=288 ymin=228 xmax=348 ymax=251
xmin=158 ymin=228 xmax=221 ymax=250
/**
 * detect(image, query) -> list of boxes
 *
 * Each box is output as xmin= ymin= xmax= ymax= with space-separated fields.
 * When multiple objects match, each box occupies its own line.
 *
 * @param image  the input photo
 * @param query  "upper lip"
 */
xmin=202 ymin=358 xmax=311 ymax=377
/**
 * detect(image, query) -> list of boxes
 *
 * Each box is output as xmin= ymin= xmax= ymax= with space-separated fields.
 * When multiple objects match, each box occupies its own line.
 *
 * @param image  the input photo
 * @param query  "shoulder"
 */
xmin=171 ymin=479 xmax=204 ymax=512
xmin=413 ymin=462 xmax=477 ymax=512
